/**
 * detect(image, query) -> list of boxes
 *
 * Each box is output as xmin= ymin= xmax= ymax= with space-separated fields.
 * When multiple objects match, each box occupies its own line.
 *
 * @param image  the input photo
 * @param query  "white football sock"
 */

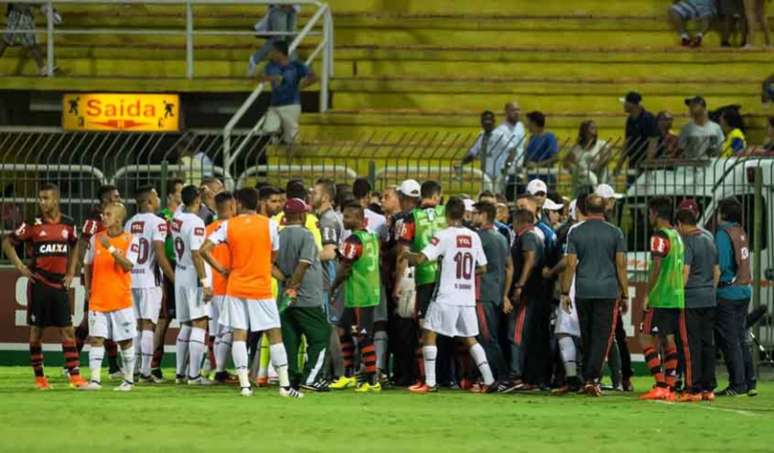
xmin=469 ymin=343 xmax=494 ymax=386
xmin=89 ymin=345 xmax=104 ymax=383
xmin=558 ymin=336 xmax=578 ymax=378
xmin=175 ymin=325 xmax=191 ymax=376
xmin=140 ymin=330 xmax=154 ymax=377
xmin=120 ymin=345 xmax=135 ymax=384
xmin=188 ymin=327 xmax=206 ymax=379
xmin=215 ymin=331 xmax=232 ymax=373
xmin=232 ymin=340 xmax=250 ymax=389
xmin=374 ymin=330 xmax=388 ymax=372
xmin=269 ymin=343 xmax=290 ymax=388
xmin=422 ymin=345 xmax=437 ymax=388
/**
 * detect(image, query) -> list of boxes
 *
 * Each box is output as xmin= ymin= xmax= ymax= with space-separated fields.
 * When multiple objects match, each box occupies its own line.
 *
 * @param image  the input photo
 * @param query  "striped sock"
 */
xmin=339 ymin=334 xmax=355 ymax=377
xmin=30 ymin=342 xmax=44 ymax=378
xmin=358 ymin=334 xmax=377 ymax=383
xmin=62 ymin=339 xmax=80 ymax=376
xmin=663 ymin=345 xmax=679 ymax=391
xmin=643 ymin=346 xmax=667 ymax=388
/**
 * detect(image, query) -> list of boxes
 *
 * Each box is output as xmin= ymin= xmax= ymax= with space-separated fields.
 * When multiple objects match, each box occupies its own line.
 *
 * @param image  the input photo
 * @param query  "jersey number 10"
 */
xmin=454 ymin=252 xmax=474 ymax=280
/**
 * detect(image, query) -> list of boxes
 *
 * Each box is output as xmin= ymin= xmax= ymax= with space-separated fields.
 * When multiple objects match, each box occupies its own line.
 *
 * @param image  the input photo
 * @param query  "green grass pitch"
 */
xmin=0 ymin=367 xmax=772 ymax=452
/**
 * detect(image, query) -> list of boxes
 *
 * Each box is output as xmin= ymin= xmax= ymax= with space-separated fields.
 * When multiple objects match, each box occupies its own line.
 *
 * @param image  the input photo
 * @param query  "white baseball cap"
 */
xmin=594 ymin=183 xmax=623 ymax=200
xmin=568 ymin=199 xmax=578 ymax=219
xmin=542 ymin=198 xmax=564 ymax=211
xmin=526 ymin=179 xmax=548 ymax=195
xmin=463 ymin=198 xmax=475 ymax=212
xmin=398 ymin=179 xmax=421 ymax=198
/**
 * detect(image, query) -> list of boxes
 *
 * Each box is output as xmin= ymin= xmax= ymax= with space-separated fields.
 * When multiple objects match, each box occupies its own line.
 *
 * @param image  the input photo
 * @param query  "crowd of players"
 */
xmin=1 ymin=174 xmax=755 ymax=401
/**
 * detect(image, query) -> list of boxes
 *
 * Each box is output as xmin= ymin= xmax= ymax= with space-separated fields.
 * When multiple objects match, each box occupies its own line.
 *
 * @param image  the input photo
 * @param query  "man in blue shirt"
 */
xmin=259 ymin=41 xmax=317 ymax=144
xmin=714 ymin=198 xmax=754 ymax=396
xmin=524 ymin=111 xmax=559 ymax=187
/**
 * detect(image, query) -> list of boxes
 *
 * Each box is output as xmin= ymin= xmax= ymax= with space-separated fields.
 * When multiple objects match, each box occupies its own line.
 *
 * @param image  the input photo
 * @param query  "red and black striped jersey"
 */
xmin=8 ymin=215 xmax=78 ymax=283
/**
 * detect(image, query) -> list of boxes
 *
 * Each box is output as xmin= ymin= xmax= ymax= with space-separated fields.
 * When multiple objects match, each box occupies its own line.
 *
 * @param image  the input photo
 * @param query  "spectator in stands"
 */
xmin=678 ymin=96 xmax=725 ymax=158
xmin=0 ymin=3 xmax=60 ymax=76
xmin=248 ymin=4 xmax=298 ymax=76
xmin=742 ymin=0 xmax=771 ymax=48
xmin=563 ymin=120 xmax=611 ymax=196
xmin=668 ymin=0 xmax=717 ymax=47
xmin=501 ymin=101 xmax=527 ymax=199
xmin=259 ymin=41 xmax=317 ymax=145
xmin=763 ymin=74 xmax=774 ymax=105
xmin=718 ymin=0 xmax=745 ymax=47
xmin=720 ymin=109 xmax=747 ymax=157
xmin=179 ymin=145 xmax=214 ymax=187
xmin=757 ymin=117 xmax=774 ymax=152
xmin=656 ymin=111 xmax=680 ymax=159
xmin=620 ymin=91 xmax=659 ymax=171
xmin=461 ymin=107 xmax=523 ymax=193
xmin=524 ymin=111 xmax=559 ymax=186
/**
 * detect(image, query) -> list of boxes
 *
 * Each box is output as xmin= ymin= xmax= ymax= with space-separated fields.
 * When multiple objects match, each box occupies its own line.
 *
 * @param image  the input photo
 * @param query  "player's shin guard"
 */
xmin=558 ymin=336 xmax=578 ymax=378
xmin=30 ymin=342 xmax=44 ymax=378
xmin=469 ymin=343 xmax=494 ymax=386
xmin=120 ymin=345 xmax=135 ymax=384
xmin=374 ymin=330 xmax=388 ymax=373
xmin=664 ymin=345 xmax=679 ymax=391
xmin=62 ymin=339 xmax=81 ymax=376
xmin=215 ymin=331 xmax=232 ymax=373
xmin=188 ymin=327 xmax=206 ymax=379
xmin=89 ymin=345 xmax=105 ymax=383
xmin=175 ymin=325 xmax=191 ymax=377
xmin=232 ymin=340 xmax=250 ymax=389
xmin=422 ymin=345 xmax=438 ymax=388
xmin=643 ymin=346 xmax=667 ymax=388
xmin=140 ymin=330 xmax=154 ymax=377
xmin=339 ymin=334 xmax=355 ymax=377
xmin=269 ymin=343 xmax=290 ymax=388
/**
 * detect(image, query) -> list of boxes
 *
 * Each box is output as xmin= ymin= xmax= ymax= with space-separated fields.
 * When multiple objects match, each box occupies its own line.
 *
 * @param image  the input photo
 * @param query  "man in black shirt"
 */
xmin=620 ymin=91 xmax=659 ymax=171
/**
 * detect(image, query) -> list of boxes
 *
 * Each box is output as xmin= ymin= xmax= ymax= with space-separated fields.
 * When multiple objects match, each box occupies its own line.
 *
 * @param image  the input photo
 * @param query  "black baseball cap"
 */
xmin=619 ymin=91 xmax=642 ymax=105
xmin=684 ymin=96 xmax=707 ymax=107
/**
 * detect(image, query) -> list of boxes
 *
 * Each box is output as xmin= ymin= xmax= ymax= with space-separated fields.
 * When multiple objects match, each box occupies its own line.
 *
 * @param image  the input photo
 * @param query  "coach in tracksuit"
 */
xmin=561 ymin=194 xmax=628 ymax=396
xmin=676 ymin=200 xmax=719 ymax=400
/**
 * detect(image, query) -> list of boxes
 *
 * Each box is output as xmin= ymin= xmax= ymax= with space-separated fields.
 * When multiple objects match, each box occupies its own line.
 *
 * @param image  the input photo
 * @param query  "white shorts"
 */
xmin=88 ymin=307 xmax=137 ymax=342
xmin=209 ymin=295 xmax=230 ymax=336
xmin=175 ymin=284 xmax=209 ymax=322
xmin=424 ymin=302 xmax=479 ymax=338
xmin=132 ymin=287 xmax=162 ymax=324
xmin=554 ymin=303 xmax=581 ymax=337
xmin=220 ymin=296 xmax=280 ymax=333
xmin=261 ymin=104 xmax=301 ymax=144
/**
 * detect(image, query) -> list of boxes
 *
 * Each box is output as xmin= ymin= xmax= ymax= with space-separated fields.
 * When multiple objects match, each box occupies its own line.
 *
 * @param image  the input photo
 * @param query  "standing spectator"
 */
xmin=720 ymin=109 xmax=747 ymax=157
xmin=502 ymin=101 xmax=527 ymax=199
xmin=179 ymin=146 xmax=214 ymax=187
xmin=248 ymin=4 xmax=298 ymax=76
xmin=668 ymin=0 xmax=717 ymax=47
xmin=742 ymin=0 xmax=771 ymax=48
xmin=0 ymin=3 xmax=60 ymax=76
xmin=563 ymin=120 xmax=611 ymax=195
xmin=561 ymin=194 xmax=628 ymax=397
xmin=620 ymin=91 xmax=659 ymax=172
xmin=523 ymin=111 xmax=559 ymax=190
xmin=656 ymin=111 xmax=680 ymax=159
xmin=718 ymin=0 xmax=746 ymax=47
xmin=714 ymin=198 xmax=753 ymax=396
xmin=259 ymin=41 xmax=317 ymax=145
xmin=678 ymin=96 xmax=725 ymax=159
xmin=460 ymin=110 xmax=521 ymax=193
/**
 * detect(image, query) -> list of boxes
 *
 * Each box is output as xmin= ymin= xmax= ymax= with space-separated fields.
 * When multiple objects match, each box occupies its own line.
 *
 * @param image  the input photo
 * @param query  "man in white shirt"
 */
xmin=401 ymin=197 xmax=496 ymax=394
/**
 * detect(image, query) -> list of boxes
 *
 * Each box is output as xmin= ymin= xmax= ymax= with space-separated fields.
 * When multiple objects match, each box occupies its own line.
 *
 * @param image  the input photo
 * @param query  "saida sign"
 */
xmin=62 ymin=93 xmax=180 ymax=132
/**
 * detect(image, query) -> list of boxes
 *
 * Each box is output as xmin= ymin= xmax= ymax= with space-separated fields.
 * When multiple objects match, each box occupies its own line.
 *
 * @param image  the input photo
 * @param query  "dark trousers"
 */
xmin=715 ymin=298 xmax=750 ymax=392
xmin=476 ymin=300 xmax=506 ymax=380
xmin=576 ymin=298 xmax=618 ymax=383
xmin=506 ymin=297 xmax=537 ymax=380
xmin=681 ymin=307 xmax=717 ymax=393
xmin=614 ymin=311 xmax=633 ymax=380
xmin=281 ymin=306 xmax=331 ymax=386
xmin=524 ymin=297 xmax=552 ymax=386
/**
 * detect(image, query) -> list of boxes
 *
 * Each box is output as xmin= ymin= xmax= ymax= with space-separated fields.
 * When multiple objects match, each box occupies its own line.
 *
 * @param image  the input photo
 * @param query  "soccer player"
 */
xmin=1 ymin=183 xmax=87 ymax=389
xmin=329 ymin=202 xmax=383 ymax=392
xmin=171 ymin=185 xmax=213 ymax=385
xmin=639 ymin=196 xmax=685 ymax=401
xmin=81 ymin=202 xmax=139 ymax=391
xmin=206 ymin=191 xmax=237 ymax=384
xmin=124 ymin=186 xmax=175 ymax=383
xmin=200 ymin=187 xmax=302 ymax=398
xmin=402 ymin=197 xmax=496 ymax=394
xmin=676 ymin=199 xmax=719 ymax=402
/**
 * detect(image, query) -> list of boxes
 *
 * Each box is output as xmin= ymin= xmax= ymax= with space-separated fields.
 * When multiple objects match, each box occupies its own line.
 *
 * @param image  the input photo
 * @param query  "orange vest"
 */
xmin=89 ymin=232 xmax=134 ymax=312
xmin=206 ymin=220 xmax=231 ymax=296
xmin=226 ymin=214 xmax=273 ymax=300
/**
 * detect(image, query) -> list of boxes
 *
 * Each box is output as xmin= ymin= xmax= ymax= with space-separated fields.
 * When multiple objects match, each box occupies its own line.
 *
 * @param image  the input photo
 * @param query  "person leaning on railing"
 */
xmin=562 ymin=120 xmax=612 ymax=196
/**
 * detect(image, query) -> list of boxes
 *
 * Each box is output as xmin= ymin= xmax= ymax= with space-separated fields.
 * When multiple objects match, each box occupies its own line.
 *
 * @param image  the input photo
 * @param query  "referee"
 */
xmin=561 ymin=194 xmax=628 ymax=397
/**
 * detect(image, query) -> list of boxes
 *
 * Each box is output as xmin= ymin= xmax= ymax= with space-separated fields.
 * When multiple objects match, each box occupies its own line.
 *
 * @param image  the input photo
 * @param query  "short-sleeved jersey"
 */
xmin=85 ymin=232 xmax=138 ymax=312
xmin=205 ymin=219 xmax=231 ymax=296
xmin=124 ymin=212 xmax=167 ymax=289
xmin=171 ymin=211 xmax=206 ymax=284
xmin=421 ymin=226 xmax=487 ymax=306
xmin=208 ymin=213 xmax=279 ymax=300
xmin=8 ymin=215 xmax=78 ymax=285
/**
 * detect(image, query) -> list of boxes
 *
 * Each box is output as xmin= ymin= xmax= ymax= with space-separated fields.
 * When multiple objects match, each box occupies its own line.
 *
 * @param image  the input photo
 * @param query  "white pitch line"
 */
xmin=654 ymin=400 xmax=759 ymax=417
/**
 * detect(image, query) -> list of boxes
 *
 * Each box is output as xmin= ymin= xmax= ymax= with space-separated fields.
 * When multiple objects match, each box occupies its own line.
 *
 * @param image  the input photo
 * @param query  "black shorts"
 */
xmin=27 ymin=281 xmax=71 ymax=328
xmin=339 ymin=306 xmax=375 ymax=336
xmin=415 ymin=283 xmax=437 ymax=319
xmin=641 ymin=307 xmax=681 ymax=336
xmin=161 ymin=273 xmax=176 ymax=319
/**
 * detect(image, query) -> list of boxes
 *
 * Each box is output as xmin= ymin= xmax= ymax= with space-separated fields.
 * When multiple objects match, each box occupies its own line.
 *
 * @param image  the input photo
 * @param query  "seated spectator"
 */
xmin=656 ymin=111 xmax=680 ymax=159
xmin=678 ymin=96 xmax=724 ymax=158
xmin=563 ymin=120 xmax=611 ymax=195
xmin=668 ymin=0 xmax=717 ymax=47
xmin=719 ymin=109 xmax=747 ymax=157
xmin=248 ymin=4 xmax=298 ymax=76
xmin=524 ymin=111 xmax=559 ymax=186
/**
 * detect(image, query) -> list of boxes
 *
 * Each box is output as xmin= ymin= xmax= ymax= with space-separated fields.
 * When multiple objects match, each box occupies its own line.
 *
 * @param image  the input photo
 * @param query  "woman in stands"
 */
xmin=563 ymin=120 xmax=611 ymax=196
